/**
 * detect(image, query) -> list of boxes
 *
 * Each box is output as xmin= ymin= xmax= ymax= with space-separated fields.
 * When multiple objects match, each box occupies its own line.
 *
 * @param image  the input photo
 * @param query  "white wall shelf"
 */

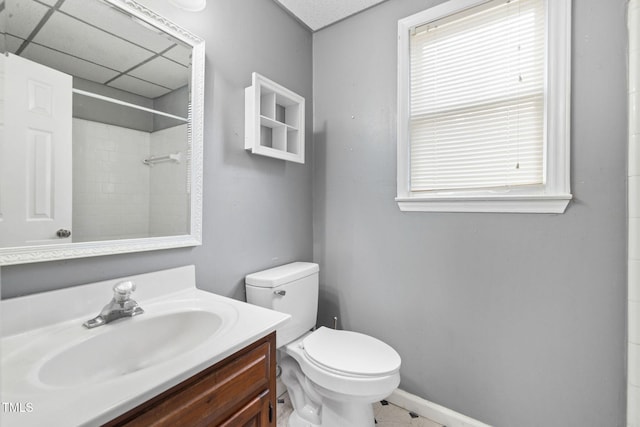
xmin=245 ymin=72 xmax=305 ymax=163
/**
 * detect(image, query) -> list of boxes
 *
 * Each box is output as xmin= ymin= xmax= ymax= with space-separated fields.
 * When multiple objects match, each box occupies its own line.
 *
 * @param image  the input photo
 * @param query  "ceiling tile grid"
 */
xmin=6 ymin=0 xmax=389 ymax=99
xmin=6 ymin=0 xmax=191 ymax=100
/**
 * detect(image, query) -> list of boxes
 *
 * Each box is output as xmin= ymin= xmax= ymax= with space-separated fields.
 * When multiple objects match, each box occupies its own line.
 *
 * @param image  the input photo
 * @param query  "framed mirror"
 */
xmin=0 ymin=0 xmax=204 ymax=265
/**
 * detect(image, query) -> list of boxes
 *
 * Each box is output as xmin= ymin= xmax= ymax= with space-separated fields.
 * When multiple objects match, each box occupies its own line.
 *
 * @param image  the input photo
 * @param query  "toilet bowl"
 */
xmin=245 ymin=262 xmax=401 ymax=427
xmin=283 ymin=327 xmax=400 ymax=426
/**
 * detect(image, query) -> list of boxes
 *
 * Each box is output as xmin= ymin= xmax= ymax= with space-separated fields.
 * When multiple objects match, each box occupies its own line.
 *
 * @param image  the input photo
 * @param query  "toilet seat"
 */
xmin=301 ymin=327 xmax=401 ymax=377
xmin=284 ymin=327 xmax=401 ymax=400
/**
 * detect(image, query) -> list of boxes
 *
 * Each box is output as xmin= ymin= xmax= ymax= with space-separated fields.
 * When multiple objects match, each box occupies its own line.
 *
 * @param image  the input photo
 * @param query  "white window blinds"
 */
xmin=409 ymin=0 xmax=545 ymax=193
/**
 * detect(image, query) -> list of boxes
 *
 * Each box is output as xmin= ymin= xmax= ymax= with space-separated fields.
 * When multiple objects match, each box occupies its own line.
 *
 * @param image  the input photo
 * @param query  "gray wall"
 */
xmin=1 ymin=0 xmax=314 ymax=301
xmin=312 ymin=1 xmax=628 ymax=426
xmin=153 ymin=86 xmax=189 ymax=131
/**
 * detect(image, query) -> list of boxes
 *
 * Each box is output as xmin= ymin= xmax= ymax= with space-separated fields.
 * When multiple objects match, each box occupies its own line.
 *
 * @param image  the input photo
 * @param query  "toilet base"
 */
xmin=281 ymin=352 xmax=378 ymax=427
xmin=286 ymin=401 xmax=375 ymax=427
xmin=320 ymin=399 xmax=376 ymax=427
xmin=287 ymin=410 xmax=317 ymax=427
xmin=285 ymin=404 xmax=322 ymax=427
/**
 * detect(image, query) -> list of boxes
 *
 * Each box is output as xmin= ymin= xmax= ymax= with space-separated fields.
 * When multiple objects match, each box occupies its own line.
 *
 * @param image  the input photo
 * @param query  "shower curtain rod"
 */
xmin=73 ymin=89 xmax=189 ymax=122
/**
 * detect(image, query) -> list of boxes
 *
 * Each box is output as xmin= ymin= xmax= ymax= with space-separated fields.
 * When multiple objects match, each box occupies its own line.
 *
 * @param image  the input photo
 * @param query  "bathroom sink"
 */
xmin=0 ymin=266 xmax=290 ymax=427
xmin=2 ymin=295 xmax=240 ymax=397
xmin=38 ymin=310 xmax=222 ymax=387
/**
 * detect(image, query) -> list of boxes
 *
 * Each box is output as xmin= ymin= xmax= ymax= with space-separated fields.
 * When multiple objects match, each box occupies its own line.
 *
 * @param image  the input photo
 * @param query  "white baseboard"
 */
xmin=387 ymin=389 xmax=493 ymax=427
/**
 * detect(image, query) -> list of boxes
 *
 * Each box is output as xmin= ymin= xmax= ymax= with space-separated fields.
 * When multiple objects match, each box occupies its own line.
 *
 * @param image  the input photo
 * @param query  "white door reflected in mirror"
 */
xmin=0 ymin=54 xmax=73 ymax=247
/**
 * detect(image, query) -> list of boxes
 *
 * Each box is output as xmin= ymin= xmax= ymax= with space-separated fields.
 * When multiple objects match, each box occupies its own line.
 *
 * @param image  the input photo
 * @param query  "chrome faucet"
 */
xmin=83 ymin=281 xmax=144 ymax=329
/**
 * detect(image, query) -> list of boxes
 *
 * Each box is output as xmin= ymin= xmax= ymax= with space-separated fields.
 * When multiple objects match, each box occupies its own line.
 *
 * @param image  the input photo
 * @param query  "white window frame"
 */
xmin=396 ymin=0 xmax=572 ymax=213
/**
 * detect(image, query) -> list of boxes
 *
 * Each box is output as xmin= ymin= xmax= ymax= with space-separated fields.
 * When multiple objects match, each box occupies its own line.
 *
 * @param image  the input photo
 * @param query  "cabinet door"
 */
xmin=106 ymin=333 xmax=276 ymax=427
xmin=118 ymin=343 xmax=271 ymax=426
xmin=219 ymin=390 xmax=272 ymax=427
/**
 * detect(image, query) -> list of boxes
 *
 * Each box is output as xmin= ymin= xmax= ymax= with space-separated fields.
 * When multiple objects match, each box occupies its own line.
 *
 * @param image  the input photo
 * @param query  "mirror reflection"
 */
xmin=1 ymin=0 xmax=201 ymax=255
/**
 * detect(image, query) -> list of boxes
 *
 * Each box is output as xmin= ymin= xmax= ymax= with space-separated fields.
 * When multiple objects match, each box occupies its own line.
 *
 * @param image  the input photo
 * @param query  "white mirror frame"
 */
xmin=0 ymin=0 xmax=204 ymax=266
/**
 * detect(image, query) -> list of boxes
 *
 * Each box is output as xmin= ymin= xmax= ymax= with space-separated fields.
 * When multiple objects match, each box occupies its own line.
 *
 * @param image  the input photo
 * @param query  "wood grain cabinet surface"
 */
xmin=104 ymin=332 xmax=276 ymax=427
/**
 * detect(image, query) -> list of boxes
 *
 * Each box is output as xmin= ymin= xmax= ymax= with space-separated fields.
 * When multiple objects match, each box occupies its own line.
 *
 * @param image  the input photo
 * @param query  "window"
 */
xmin=397 ymin=0 xmax=572 ymax=213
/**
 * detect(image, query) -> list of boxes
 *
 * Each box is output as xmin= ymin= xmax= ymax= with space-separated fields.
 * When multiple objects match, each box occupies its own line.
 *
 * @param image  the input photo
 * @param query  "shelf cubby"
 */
xmin=245 ymin=72 xmax=305 ymax=163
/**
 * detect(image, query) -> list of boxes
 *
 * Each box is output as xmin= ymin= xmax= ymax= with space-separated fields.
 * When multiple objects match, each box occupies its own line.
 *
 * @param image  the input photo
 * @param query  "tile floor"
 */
xmin=276 ymin=392 xmax=443 ymax=427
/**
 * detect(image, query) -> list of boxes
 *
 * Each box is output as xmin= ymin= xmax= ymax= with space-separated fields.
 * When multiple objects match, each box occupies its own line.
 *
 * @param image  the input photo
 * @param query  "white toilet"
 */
xmin=245 ymin=262 xmax=401 ymax=427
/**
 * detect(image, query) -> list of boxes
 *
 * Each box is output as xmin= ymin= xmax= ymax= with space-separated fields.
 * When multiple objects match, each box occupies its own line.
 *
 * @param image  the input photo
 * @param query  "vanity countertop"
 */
xmin=0 ymin=265 xmax=290 ymax=427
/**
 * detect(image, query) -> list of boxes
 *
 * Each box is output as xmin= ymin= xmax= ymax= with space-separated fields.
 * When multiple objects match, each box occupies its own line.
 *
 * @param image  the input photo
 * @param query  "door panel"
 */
xmin=1 ymin=53 xmax=72 ymax=246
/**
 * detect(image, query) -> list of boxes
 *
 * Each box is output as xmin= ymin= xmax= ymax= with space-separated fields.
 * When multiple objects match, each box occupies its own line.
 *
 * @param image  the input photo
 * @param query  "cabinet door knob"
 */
xmin=56 ymin=229 xmax=72 ymax=238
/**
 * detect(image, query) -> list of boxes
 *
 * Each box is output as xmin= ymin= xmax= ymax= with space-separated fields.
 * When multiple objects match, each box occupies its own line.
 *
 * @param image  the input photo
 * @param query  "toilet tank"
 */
xmin=245 ymin=262 xmax=319 ymax=347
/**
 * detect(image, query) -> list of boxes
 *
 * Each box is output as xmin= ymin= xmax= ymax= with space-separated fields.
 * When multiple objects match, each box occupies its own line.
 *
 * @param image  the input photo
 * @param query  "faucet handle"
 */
xmin=113 ymin=280 xmax=136 ymax=301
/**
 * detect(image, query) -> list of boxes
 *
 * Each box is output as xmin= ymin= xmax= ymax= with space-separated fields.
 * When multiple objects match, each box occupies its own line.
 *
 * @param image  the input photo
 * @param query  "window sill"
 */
xmin=395 ymin=194 xmax=572 ymax=213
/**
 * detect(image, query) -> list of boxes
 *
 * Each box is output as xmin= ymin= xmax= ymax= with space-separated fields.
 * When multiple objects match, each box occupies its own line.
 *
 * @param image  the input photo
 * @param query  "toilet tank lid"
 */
xmin=245 ymin=262 xmax=319 ymax=288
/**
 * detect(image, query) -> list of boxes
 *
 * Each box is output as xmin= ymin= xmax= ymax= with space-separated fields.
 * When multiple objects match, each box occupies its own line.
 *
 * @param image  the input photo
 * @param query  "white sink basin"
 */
xmin=38 ymin=310 xmax=222 ymax=388
xmin=3 ymin=299 xmax=238 ymax=396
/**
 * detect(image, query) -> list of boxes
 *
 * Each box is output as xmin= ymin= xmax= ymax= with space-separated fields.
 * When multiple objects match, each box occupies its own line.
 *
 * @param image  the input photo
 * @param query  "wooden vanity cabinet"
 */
xmin=104 ymin=332 xmax=276 ymax=427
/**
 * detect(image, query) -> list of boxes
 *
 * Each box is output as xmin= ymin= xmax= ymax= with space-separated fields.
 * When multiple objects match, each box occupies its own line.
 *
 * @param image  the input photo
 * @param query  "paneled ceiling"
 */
xmin=4 ymin=0 xmax=191 ymax=99
xmin=272 ymin=0 xmax=389 ymax=31
xmin=3 ymin=0 xmax=389 ymax=100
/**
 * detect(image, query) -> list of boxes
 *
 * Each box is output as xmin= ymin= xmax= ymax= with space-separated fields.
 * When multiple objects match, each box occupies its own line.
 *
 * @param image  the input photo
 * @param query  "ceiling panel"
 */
xmin=108 ymin=74 xmax=171 ymax=99
xmin=60 ymin=0 xmax=176 ymax=54
xmin=19 ymin=40 xmax=120 ymax=84
xmin=5 ymin=0 xmax=49 ymax=39
xmin=163 ymin=45 xmax=192 ymax=68
xmin=128 ymin=56 xmax=189 ymax=90
xmin=33 ymin=12 xmax=154 ymax=73
xmin=6 ymin=35 xmax=23 ymax=54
